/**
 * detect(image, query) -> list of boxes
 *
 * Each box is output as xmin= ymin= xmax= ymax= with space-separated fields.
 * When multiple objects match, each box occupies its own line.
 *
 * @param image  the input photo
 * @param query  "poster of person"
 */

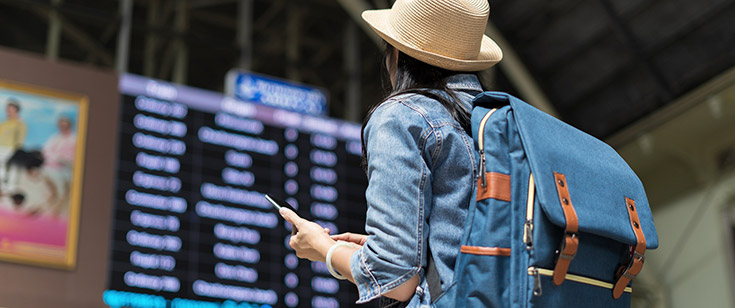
xmin=0 ymin=80 xmax=87 ymax=269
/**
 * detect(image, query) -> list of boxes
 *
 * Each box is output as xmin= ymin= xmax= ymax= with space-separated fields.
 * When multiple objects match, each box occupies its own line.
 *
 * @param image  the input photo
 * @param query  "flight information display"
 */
xmin=104 ymin=74 xmax=372 ymax=308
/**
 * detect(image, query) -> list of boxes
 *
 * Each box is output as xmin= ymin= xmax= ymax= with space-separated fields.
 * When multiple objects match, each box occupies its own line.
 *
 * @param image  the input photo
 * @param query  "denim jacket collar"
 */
xmin=445 ymin=74 xmax=483 ymax=93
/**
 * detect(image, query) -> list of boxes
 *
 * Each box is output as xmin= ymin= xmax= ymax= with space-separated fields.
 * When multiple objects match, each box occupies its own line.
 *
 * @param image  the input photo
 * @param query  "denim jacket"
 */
xmin=350 ymin=74 xmax=482 ymax=307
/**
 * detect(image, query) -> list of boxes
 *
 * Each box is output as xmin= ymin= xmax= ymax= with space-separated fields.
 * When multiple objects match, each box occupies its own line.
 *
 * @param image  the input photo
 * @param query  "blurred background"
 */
xmin=0 ymin=0 xmax=734 ymax=307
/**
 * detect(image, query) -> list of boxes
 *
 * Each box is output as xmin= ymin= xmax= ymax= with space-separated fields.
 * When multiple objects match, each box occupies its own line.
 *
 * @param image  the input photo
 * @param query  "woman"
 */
xmin=0 ymin=99 xmax=27 ymax=190
xmin=280 ymin=0 xmax=503 ymax=306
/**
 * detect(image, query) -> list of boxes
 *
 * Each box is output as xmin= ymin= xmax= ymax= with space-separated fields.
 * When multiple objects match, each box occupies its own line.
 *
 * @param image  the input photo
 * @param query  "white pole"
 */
xmin=46 ymin=0 xmax=63 ymax=61
xmin=237 ymin=0 xmax=253 ymax=70
xmin=116 ymin=0 xmax=133 ymax=72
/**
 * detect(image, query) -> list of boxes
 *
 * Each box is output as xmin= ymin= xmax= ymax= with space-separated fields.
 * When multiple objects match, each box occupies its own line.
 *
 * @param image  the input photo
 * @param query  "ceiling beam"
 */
xmin=191 ymin=10 xmax=236 ymax=28
xmin=0 ymin=0 xmax=115 ymax=66
xmin=485 ymin=22 xmax=559 ymax=118
xmin=254 ymin=0 xmax=284 ymax=31
xmin=189 ymin=0 xmax=235 ymax=9
xmin=42 ymin=7 xmax=115 ymax=65
xmin=606 ymin=64 xmax=735 ymax=148
xmin=598 ymin=0 xmax=672 ymax=102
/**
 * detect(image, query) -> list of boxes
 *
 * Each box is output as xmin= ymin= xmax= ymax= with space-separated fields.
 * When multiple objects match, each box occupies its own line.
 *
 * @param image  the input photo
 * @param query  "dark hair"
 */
xmin=360 ymin=43 xmax=479 ymax=171
xmin=6 ymin=98 xmax=20 ymax=112
xmin=58 ymin=116 xmax=74 ymax=127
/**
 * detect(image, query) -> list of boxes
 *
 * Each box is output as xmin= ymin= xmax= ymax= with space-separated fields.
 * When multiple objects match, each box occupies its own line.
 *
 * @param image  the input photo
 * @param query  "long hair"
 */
xmin=361 ymin=43 xmax=480 ymax=171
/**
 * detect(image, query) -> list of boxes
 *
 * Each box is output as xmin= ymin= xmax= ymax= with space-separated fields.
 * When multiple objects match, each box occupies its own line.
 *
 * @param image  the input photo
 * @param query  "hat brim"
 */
xmin=362 ymin=9 xmax=503 ymax=72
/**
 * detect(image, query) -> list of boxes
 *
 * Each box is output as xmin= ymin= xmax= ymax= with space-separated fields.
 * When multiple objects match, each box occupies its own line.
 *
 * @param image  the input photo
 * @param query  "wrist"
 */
xmin=326 ymin=241 xmax=356 ymax=280
xmin=317 ymin=238 xmax=337 ymax=262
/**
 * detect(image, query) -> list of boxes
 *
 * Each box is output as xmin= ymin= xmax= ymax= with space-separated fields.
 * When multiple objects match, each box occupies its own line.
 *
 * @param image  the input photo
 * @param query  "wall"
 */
xmin=647 ymin=176 xmax=735 ymax=308
xmin=0 ymin=47 xmax=119 ymax=308
xmin=619 ymin=74 xmax=735 ymax=308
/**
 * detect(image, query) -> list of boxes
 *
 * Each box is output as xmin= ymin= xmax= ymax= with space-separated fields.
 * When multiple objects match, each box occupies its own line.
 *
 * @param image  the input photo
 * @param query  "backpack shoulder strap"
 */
xmin=426 ymin=254 xmax=442 ymax=301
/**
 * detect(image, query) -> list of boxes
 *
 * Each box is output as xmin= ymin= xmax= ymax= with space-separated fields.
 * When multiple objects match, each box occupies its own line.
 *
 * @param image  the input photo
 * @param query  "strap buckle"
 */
xmin=613 ymin=247 xmax=645 ymax=299
xmin=612 ymin=197 xmax=648 ymax=299
xmin=555 ymin=232 xmax=578 ymax=260
xmin=616 ymin=250 xmax=645 ymax=279
xmin=552 ymin=231 xmax=578 ymax=285
xmin=551 ymin=172 xmax=580 ymax=286
xmin=633 ymin=251 xmax=645 ymax=263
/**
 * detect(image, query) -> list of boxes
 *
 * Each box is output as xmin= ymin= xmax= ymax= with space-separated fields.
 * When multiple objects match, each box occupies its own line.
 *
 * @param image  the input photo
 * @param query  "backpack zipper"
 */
xmin=529 ymin=267 xmax=542 ymax=296
xmin=477 ymin=108 xmax=498 ymax=187
xmin=523 ymin=173 xmax=535 ymax=250
xmin=527 ymin=267 xmax=633 ymax=294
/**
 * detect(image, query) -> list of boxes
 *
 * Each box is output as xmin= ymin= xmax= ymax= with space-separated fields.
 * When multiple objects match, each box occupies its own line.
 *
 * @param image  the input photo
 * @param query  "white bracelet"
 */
xmin=326 ymin=241 xmax=354 ymax=280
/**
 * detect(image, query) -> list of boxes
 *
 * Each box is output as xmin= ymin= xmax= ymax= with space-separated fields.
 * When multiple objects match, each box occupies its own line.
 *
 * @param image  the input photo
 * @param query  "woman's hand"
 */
xmin=331 ymin=232 xmax=368 ymax=247
xmin=280 ymin=208 xmax=335 ymax=262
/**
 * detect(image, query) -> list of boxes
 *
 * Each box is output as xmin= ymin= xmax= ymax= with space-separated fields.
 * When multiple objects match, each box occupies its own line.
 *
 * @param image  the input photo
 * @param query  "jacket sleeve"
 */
xmin=350 ymin=100 xmax=437 ymax=303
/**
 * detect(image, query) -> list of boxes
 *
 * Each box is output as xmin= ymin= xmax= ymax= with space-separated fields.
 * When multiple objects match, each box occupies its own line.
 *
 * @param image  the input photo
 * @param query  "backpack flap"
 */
xmin=474 ymin=92 xmax=658 ymax=297
xmin=474 ymin=92 xmax=659 ymax=249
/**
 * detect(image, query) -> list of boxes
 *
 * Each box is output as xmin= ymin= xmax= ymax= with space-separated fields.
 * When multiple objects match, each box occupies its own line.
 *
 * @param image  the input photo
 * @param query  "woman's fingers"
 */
xmin=331 ymin=232 xmax=368 ymax=245
xmin=279 ymin=208 xmax=305 ymax=228
xmin=331 ymin=233 xmax=356 ymax=241
xmin=331 ymin=233 xmax=349 ymax=241
xmin=279 ymin=209 xmax=337 ymax=262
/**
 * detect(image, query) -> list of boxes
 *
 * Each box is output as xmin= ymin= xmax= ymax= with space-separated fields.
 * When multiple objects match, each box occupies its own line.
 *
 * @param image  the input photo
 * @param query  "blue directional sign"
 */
xmin=226 ymin=70 xmax=328 ymax=116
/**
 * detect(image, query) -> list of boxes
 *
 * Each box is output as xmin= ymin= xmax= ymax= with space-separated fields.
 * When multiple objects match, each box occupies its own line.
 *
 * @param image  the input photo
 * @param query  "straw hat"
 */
xmin=362 ymin=0 xmax=503 ymax=72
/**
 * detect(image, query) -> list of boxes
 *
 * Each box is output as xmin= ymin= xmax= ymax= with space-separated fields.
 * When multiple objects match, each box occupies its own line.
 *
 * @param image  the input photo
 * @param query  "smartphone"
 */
xmin=265 ymin=194 xmax=297 ymax=211
xmin=265 ymin=194 xmax=298 ymax=234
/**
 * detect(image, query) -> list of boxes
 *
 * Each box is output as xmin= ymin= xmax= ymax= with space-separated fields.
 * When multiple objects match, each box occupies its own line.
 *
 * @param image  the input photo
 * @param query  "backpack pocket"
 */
xmin=528 ymin=265 xmax=632 ymax=308
xmin=528 ymin=170 xmax=654 ymax=299
xmin=450 ymin=176 xmax=513 ymax=306
xmin=529 ymin=206 xmax=633 ymax=302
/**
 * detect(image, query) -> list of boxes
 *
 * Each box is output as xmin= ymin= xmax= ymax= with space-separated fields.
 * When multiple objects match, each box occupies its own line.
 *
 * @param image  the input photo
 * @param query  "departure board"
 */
xmin=104 ymin=74 xmax=372 ymax=308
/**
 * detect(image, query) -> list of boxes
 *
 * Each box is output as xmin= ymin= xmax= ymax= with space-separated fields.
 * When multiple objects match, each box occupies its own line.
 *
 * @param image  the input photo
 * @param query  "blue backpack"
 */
xmin=430 ymin=92 xmax=659 ymax=307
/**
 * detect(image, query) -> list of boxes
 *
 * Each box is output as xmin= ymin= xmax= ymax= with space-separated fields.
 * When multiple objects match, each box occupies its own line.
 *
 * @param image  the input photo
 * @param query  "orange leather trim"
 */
xmin=552 ymin=172 xmax=580 ymax=286
xmin=476 ymin=172 xmax=511 ymax=202
xmin=613 ymin=197 xmax=647 ymax=299
xmin=460 ymin=245 xmax=511 ymax=256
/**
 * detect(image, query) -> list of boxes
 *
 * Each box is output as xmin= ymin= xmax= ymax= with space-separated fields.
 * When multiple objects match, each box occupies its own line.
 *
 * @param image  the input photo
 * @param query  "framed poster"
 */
xmin=0 ymin=80 xmax=88 ymax=269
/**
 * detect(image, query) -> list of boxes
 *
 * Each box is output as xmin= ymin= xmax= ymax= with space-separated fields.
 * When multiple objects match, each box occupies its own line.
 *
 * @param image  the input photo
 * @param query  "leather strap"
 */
xmin=552 ymin=172 xmax=579 ymax=286
xmin=612 ymin=197 xmax=646 ymax=299
xmin=476 ymin=172 xmax=511 ymax=202
xmin=460 ymin=246 xmax=511 ymax=256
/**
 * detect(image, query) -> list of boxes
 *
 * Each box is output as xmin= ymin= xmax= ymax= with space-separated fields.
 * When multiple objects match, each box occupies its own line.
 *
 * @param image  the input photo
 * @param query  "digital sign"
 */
xmin=105 ymin=74 xmax=371 ymax=308
xmin=226 ymin=70 xmax=328 ymax=116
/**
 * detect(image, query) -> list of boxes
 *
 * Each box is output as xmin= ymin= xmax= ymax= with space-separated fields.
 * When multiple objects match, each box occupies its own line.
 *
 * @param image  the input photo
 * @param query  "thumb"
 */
xmin=279 ymin=207 xmax=304 ymax=228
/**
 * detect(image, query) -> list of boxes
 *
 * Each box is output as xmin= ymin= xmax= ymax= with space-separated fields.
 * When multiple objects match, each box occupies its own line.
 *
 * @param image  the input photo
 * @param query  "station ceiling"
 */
xmin=0 ymin=0 xmax=733 ymax=140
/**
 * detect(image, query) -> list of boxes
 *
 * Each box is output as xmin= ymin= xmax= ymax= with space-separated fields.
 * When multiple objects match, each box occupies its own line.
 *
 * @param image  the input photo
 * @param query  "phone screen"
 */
xmin=265 ymin=194 xmax=298 ymax=234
